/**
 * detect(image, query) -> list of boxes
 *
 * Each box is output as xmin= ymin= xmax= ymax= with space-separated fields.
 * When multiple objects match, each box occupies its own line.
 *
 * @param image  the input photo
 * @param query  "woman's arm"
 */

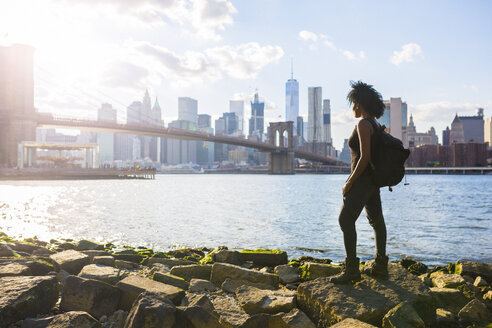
xmin=343 ymin=119 xmax=373 ymax=195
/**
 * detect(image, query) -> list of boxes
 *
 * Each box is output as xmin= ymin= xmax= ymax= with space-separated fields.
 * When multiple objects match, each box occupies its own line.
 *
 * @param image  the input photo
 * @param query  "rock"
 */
xmin=221 ymin=278 xmax=275 ymax=293
xmin=474 ymin=276 xmax=488 ymax=287
xmin=210 ymin=294 xmax=250 ymax=327
xmin=151 ymin=263 xmax=171 ymax=274
xmin=108 ymin=310 xmax=127 ymax=328
xmin=0 ymin=244 xmax=15 ymax=257
xmin=484 ymin=290 xmax=492 ymax=300
xmin=407 ymin=262 xmax=428 ymax=275
xmin=281 ymin=308 xmax=316 ymax=328
xmin=182 ymin=293 xmax=216 ymax=313
xmin=33 ymin=248 xmax=55 ymax=256
xmin=170 ymin=264 xmax=212 ymax=282
xmin=259 ymin=266 xmax=274 ymax=273
xmin=330 ymin=318 xmax=378 ymax=327
xmin=145 ymin=257 xmax=194 ymax=268
xmin=189 ymin=278 xmax=217 ymax=293
xmin=430 ymin=287 xmax=469 ymax=314
xmin=235 ymin=285 xmax=296 ymax=315
xmin=76 ymin=240 xmax=104 ymax=251
xmin=153 ymin=271 xmax=189 ymax=290
xmin=57 ymin=269 xmax=70 ymax=285
xmin=457 ymin=282 xmax=482 ymax=299
xmin=458 ymin=299 xmax=489 ymax=325
xmin=93 ymin=255 xmax=115 ymax=267
xmin=297 ymin=263 xmax=435 ymax=327
xmin=240 ymin=250 xmax=288 ymax=267
xmin=211 ymin=263 xmax=279 ymax=288
xmin=0 ymin=275 xmax=58 ymax=327
xmin=214 ymin=250 xmax=243 ymax=265
xmin=238 ymin=313 xmax=288 ymax=328
xmin=115 ymin=259 xmax=139 ymax=269
xmin=179 ymin=306 xmax=222 ymax=328
xmin=124 ymin=292 xmax=176 ymax=328
xmin=22 ymin=311 xmax=101 ymax=328
xmin=82 ymin=250 xmax=110 ymax=260
xmin=78 ymin=264 xmax=121 ymax=285
xmin=275 ymin=265 xmax=299 ymax=284
xmin=302 ymin=262 xmax=341 ymax=280
xmin=431 ymin=273 xmax=465 ymax=288
xmin=382 ymin=301 xmax=425 ymax=328
xmin=0 ymin=262 xmax=32 ymax=277
xmin=50 ymin=250 xmax=91 ymax=275
xmin=435 ymin=308 xmax=456 ymax=328
xmin=456 ymin=260 xmax=492 ymax=282
xmin=58 ymin=242 xmax=77 ymax=250
xmin=116 ymin=275 xmax=185 ymax=310
xmin=418 ymin=274 xmax=432 ymax=287
xmin=26 ymin=260 xmax=53 ymax=276
xmin=61 ymin=275 xmax=120 ymax=319
xmin=11 ymin=242 xmax=42 ymax=254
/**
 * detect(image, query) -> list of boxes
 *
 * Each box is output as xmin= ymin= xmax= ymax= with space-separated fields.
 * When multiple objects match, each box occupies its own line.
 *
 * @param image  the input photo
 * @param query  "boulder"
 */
xmin=182 ymin=293 xmax=216 ymax=313
xmin=115 ymin=259 xmax=139 ymax=269
xmin=455 ymin=260 xmax=492 ymax=282
xmin=474 ymin=276 xmax=488 ymax=287
xmin=281 ymin=308 xmax=316 ymax=328
xmin=153 ymin=271 xmax=189 ymax=290
xmin=430 ymin=287 xmax=469 ymax=314
xmin=124 ymin=292 xmax=176 ymax=328
xmin=25 ymin=260 xmax=54 ymax=276
xmin=116 ymin=275 xmax=185 ymax=310
xmin=76 ymin=240 xmax=104 ymax=251
xmin=93 ymin=256 xmax=115 ymax=267
xmin=179 ymin=306 xmax=222 ymax=328
xmin=297 ymin=263 xmax=435 ymax=327
xmin=189 ymin=278 xmax=217 ymax=293
xmin=61 ymin=275 xmax=120 ymax=319
xmin=275 ymin=265 xmax=299 ymax=284
xmin=431 ymin=273 xmax=465 ymax=288
xmin=210 ymin=294 xmax=250 ymax=327
xmin=418 ymin=274 xmax=432 ymax=287
xmin=145 ymin=257 xmax=194 ymax=268
xmin=82 ymin=250 xmax=110 ymax=260
xmin=108 ymin=310 xmax=128 ymax=328
xmin=458 ymin=299 xmax=489 ymax=325
xmin=50 ymin=250 xmax=90 ymax=275
xmin=302 ymin=262 xmax=341 ymax=280
xmin=235 ymin=285 xmax=296 ymax=315
xmin=330 ymin=318 xmax=378 ymax=327
xmin=170 ymin=264 xmax=212 ymax=281
xmin=382 ymin=301 xmax=425 ymax=328
xmin=0 ymin=244 xmax=15 ymax=257
xmin=21 ymin=311 xmax=101 ymax=328
xmin=211 ymin=263 xmax=279 ymax=288
xmin=0 ymin=262 xmax=32 ymax=277
xmin=435 ymin=308 xmax=456 ymax=328
xmin=238 ymin=313 xmax=287 ymax=328
xmin=78 ymin=264 xmax=121 ymax=285
xmin=214 ymin=250 xmax=243 ymax=265
xmin=221 ymin=278 xmax=275 ymax=293
xmin=32 ymin=248 xmax=55 ymax=256
xmin=240 ymin=250 xmax=288 ymax=267
xmin=0 ymin=275 xmax=58 ymax=327
xmin=10 ymin=242 xmax=42 ymax=254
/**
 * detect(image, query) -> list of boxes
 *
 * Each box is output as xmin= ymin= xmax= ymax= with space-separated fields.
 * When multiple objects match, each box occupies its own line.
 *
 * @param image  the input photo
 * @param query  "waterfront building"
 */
xmin=229 ymin=148 xmax=249 ymax=164
xmin=442 ymin=126 xmax=451 ymax=146
xmin=297 ymin=116 xmax=304 ymax=144
xmin=178 ymin=97 xmax=198 ymax=124
xmin=229 ymin=100 xmax=244 ymax=133
xmin=339 ymin=139 xmax=351 ymax=164
xmin=285 ymin=67 xmax=299 ymax=134
xmin=198 ymin=114 xmax=211 ymax=129
xmin=406 ymin=114 xmax=438 ymax=147
xmin=381 ymin=98 xmax=408 ymax=146
xmin=149 ymin=97 xmax=163 ymax=162
xmin=449 ymin=114 xmax=465 ymax=144
xmin=406 ymin=142 xmax=487 ymax=167
xmin=307 ymin=87 xmax=323 ymax=142
xmin=196 ymin=114 xmax=214 ymax=166
xmin=97 ymin=103 xmax=117 ymax=165
xmin=485 ymin=117 xmax=492 ymax=146
xmin=166 ymin=120 xmax=196 ymax=164
xmin=459 ymin=108 xmax=484 ymax=142
xmin=248 ymin=92 xmax=264 ymax=137
xmin=322 ymin=99 xmax=331 ymax=143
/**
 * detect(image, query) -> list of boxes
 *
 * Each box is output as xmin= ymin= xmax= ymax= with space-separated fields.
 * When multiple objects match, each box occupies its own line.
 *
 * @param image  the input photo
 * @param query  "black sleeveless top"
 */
xmin=348 ymin=118 xmax=378 ymax=175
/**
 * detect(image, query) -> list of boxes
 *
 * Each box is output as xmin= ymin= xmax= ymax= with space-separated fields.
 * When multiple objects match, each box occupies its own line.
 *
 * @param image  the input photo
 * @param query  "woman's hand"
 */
xmin=342 ymin=181 xmax=353 ymax=196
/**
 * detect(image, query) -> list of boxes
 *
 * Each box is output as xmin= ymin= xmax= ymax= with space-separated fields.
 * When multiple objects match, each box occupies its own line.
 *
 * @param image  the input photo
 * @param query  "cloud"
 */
xmin=390 ymin=43 xmax=423 ymax=66
xmin=101 ymin=60 xmax=153 ymax=90
xmin=298 ymin=30 xmax=365 ymax=61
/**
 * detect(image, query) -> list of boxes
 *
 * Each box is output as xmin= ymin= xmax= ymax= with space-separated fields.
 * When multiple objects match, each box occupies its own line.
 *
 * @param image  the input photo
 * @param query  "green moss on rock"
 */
xmin=240 ymin=248 xmax=285 ymax=254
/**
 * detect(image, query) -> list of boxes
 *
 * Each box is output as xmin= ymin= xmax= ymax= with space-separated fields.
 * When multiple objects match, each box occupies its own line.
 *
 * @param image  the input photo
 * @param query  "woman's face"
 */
xmin=352 ymin=103 xmax=362 ymax=118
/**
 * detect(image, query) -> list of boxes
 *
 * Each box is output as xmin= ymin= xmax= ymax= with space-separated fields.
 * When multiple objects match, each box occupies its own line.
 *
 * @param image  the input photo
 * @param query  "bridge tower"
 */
xmin=269 ymin=121 xmax=295 ymax=174
xmin=0 ymin=44 xmax=37 ymax=167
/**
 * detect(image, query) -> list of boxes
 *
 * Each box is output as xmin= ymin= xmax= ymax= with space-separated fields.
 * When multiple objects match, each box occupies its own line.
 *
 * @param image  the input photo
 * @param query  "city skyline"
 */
xmin=1 ymin=0 xmax=491 ymax=150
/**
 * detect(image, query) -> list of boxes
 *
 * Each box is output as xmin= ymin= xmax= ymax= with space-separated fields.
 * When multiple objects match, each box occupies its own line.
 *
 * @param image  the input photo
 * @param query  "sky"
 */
xmin=1 ymin=0 xmax=491 ymax=150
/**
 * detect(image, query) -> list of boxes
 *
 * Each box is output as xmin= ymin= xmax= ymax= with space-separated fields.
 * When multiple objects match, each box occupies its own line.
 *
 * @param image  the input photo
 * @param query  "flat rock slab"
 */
xmin=0 ymin=244 xmax=15 ymax=257
xmin=93 ymin=255 xmax=115 ymax=267
xmin=50 ymin=250 xmax=90 ymax=275
xmin=235 ymin=285 xmax=296 ymax=315
xmin=0 ymin=275 xmax=58 ymax=327
xmin=456 ymin=260 xmax=492 ymax=282
xmin=170 ymin=264 xmax=212 ymax=281
xmin=211 ymin=263 xmax=279 ymax=289
xmin=297 ymin=263 xmax=435 ymax=327
xmin=430 ymin=287 xmax=469 ymax=314
xmin=215 ymin=250 xmax=243 ymax=265
xmin=146 ymin=257 xmax=194 ymax=267
xmin=78 ymin=264 xmax=121 ymax=285
xmin=275 ymin=264 xmax=299 ymax=284
xmin=23 ymin=311 xmax=102 ymax=328
xmin=240 ymin=251 xmax=288 ymax=267
xmin=432 ymin=273 xmax=465 ymax=288
xmin=0 ymin=262 xmax=32 ymax=277
xmin=281 ymin=308 xmax=316 ymax=328
xmin=210 ymin=294 xmax=250 ymax=327
xmin=382 ymin=301 xmax=425 ymax=328
xmin=189 ymin=278 xmax=217 ymax=293
xmin=330 ymin=318 xmax=378 ymax=328
xmin=124 ymin=292 xmax=176 ymax=328
xmin=304 ymin=262 xmax=341 ymax=280
xmin=153 ymin=271 xmax=189 ymax=290
xmin=116 ymin=275 xmax=185 ymax=311
xmin=221 ymin=278 xmax=275 ymax=293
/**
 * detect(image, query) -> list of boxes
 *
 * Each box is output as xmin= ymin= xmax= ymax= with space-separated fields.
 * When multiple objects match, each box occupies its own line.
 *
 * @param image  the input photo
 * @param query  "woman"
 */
xmin=329 ymin=81 xmax=388 ymax=284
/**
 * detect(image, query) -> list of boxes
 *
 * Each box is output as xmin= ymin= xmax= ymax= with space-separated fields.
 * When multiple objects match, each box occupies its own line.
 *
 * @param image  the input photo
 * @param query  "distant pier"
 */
xmin=405 ymin=167 xmax=492 ymax=175
xmin=0 ymin=168 xmax=156 ymax=180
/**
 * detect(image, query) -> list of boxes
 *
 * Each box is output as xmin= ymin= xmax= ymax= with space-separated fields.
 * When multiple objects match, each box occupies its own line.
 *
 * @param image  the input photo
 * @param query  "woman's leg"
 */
xmin=364 ymin=189 xmax=387 ymax=256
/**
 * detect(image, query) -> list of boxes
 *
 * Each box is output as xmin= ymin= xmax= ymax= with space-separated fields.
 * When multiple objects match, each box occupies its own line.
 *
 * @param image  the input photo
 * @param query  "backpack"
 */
xmin=366 ymin=118 xmax=410 ymax=191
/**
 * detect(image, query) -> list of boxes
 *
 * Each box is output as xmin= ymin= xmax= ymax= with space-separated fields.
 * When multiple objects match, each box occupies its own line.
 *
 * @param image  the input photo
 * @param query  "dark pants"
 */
xmin=338 ymin=173 xmax=387 ymax=259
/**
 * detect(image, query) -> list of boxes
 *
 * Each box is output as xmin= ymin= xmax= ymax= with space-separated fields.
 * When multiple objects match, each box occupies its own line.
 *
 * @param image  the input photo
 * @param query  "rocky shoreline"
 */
xmin=1 ymin=232 xmax=491 ymax=328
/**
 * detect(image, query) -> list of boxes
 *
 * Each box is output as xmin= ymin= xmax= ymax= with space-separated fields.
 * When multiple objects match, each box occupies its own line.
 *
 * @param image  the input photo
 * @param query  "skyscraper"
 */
xmin=450 ymin=114 xmax=465 ymax=144
xmin=442 ymin=126 xmax=451 ymax=146
xmin=485 ymin=117 xmax=492 ymax=146
xmin=380 ymin=98 xmax=408 ymax=146
xmin=297 ymin=116 xmax=304 ymax=143
xmin=322 ymin=99 xmax=331 ymax=143
xmin=97 ymin=103 xmax=117 ymax=165
xmin=178 ymin=97 xmax=198 ymax=124
xmin=308 ymin=87 xmax=323 ymax=142
xmin=229 ymin=100 xmax=244 ymax=133
xmin=285 ymin=64 xmax=299 ymax=134
xmin=249 ymin=92 xmax=264 ymax=137
xmin=459 ymin=108 xmax=484 ymax=142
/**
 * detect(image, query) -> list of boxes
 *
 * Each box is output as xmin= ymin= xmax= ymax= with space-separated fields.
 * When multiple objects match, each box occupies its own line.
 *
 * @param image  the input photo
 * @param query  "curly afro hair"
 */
xmin=347 ymin=81 xmax=385 ymax=119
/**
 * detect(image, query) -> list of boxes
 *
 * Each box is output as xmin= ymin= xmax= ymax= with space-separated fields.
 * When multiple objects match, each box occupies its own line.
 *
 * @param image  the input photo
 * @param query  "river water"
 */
xmin=0 ymin=174 xmax=490 ymax=265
